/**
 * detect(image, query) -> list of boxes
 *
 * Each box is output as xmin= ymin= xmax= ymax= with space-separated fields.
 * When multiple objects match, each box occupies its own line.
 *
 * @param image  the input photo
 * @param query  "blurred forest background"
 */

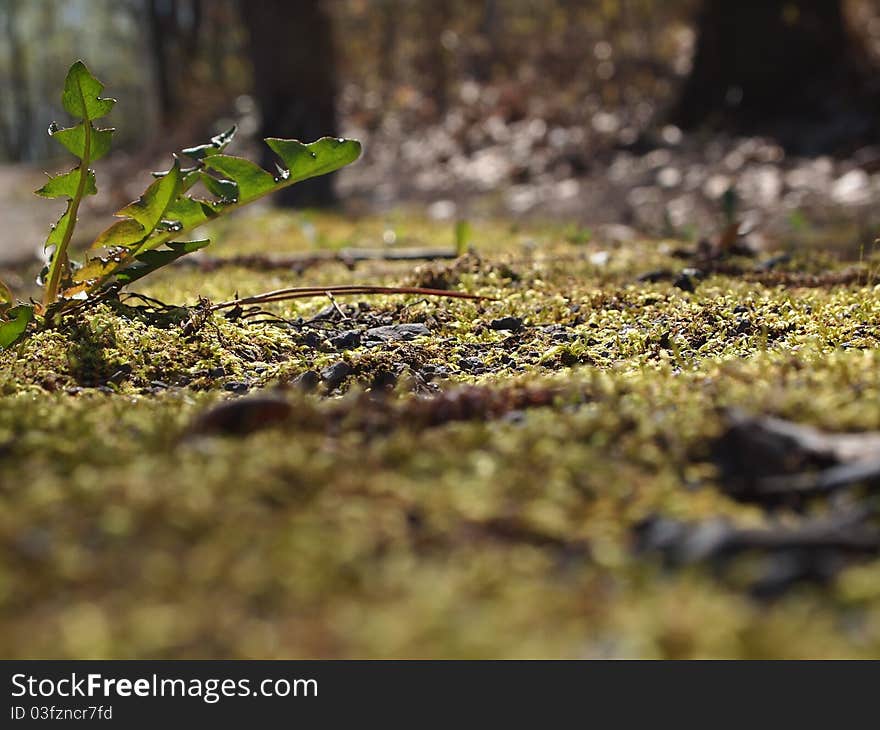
xmin=4 ymin=0 xmax=880 ymax=263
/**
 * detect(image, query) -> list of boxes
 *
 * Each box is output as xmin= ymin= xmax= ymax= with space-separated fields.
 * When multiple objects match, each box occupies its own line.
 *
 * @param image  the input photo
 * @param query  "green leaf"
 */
xmin=114 ymin=240 xmax=210 ymax=285
xmin=81 ymin=135 xmax=360 ymax=295
xmin=46 ymin=204 xmax=75 ymax=251
xmin=51 ymin=124 xmax=114 ymax=161
xmin=198 ymin=137 xmax=361 ymax=206
xmin=89 ymin=219 xmax=147 ymax=252
xmin=201 ymin=155 xmax=276 ymax=203
xmin=201 ymin=173 xmax=238 ymax=201
xmin=180 ymin=168 xmax=201 ymax=193
xmin=61 ymin=60 xmax=116 ymax=120
xmin=180 ymin=126 xmax=237 ymax=160
xmin=116 ymin=159 xmax=182 ymax=231
xmin=266 ymin=136 xmax=362 ymax=184
xmin=164 ymin=197 xmax=215 ymax=229
xmin=263 ymin=138 xmax=313 ymax=172
xmin=72 ymin=256 xmax=119 ymax=284
xmin=35 ymin=167 xmax=97 ymax=199
xmin=0 ymin=305 xmax=34 ymax=349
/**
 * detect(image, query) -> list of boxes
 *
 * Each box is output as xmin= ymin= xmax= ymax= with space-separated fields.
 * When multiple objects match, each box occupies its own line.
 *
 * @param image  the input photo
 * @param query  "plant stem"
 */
xmin=43 ymin=122 xmax=91 ymax=308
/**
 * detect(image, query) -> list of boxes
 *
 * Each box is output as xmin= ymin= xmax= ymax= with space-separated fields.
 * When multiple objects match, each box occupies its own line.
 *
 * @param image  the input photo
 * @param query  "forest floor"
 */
xmin=3 ymin=210 xmax=880 ymax=658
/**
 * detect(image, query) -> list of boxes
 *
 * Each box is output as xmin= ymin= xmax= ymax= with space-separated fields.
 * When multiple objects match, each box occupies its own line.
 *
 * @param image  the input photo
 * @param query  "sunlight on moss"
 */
xmin=3 ymin=213 xmax=880 ymax=658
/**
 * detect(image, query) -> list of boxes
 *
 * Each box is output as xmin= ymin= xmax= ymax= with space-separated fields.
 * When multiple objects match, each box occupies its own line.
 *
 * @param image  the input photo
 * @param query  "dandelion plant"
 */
xmin=0 ymin=60 xmax=366 ymax=348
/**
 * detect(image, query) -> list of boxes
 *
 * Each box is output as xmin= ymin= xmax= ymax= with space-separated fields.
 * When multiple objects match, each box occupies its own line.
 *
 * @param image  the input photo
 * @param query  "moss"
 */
xmin=3 ymin=212 xmax=880 ymax=657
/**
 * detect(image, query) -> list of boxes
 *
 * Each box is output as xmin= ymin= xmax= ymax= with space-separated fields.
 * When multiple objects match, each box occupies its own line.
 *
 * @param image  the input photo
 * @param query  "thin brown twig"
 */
xmin=209 ymin=285 xmax=495 ymax=312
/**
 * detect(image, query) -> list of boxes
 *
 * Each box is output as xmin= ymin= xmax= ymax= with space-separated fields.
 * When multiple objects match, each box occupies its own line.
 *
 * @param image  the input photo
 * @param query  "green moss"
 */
xmin=3 ymin=212 xmax=880 ymax=657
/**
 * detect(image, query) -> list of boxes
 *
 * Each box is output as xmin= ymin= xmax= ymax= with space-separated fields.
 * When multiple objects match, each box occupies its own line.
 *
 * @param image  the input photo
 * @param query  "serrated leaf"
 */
xmin=114 ymin=240 xmax=210 ymax=285
xmin=202 ymin=155 xmax=276 ymax=202
xmin=70 ymin=254 xmax=123 ymax=284
xmin=201 ymin=173 xmax=238 ymax=201
xmin=266 ymin=136 xmax=361 ymax=184
xmin=0 ymin=305 xmax=34 ymax=348
xmin=34 ymin=167 xmax=97 ymax=199
xmin=180 ymin=169 xmax=201 ymax=193
xmin=52 ymin=124 xmax=114 ymax=161
xmin=164 ymin=197 xmax=215 ymax=229
xmin=45 ymin=204 xmax=75 ymax=251
xmin=62 ymin=60 xmax=116 ymax=120
xmin=80 ymin=136 xmax=359 ymax=296
xmin=90 ymin=219 xmax=148 ymax=251
xmin=116 ymin=159 xmax=181 ymax=231
xmin=264 ymin=138 xmax=313 ymax=172
xmin=181 ymin=126 xmax=237 ymax=160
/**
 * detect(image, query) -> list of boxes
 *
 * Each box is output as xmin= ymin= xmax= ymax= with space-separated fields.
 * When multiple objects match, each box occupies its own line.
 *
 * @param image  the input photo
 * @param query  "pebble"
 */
xmin=330 ymin=330 xmax=362 ymax=350
xmin=363 ymin=323 xmax=431 ymax=345
xmin=321 ymin=361 xmax=353 ymax=390
xmin=292 ymin=370 xmax=321 ymax=392
xmin=459 ymin=356 xmax=485 ymax=372
xmin=673 ymin=268 xmax=702 ymax=292
xmin=489 ymin=316 xmax=523 ymax=332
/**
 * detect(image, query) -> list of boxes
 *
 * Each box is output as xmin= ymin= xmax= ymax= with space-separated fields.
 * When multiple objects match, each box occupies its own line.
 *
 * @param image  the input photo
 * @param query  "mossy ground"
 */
xmin=3 ymin=210 xmax=880 ymax=658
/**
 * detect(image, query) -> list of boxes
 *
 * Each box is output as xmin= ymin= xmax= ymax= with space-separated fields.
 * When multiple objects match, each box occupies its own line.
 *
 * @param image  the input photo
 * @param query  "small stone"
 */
xmin=459 ymin=356 xmax=484 ymax=372
xmin=307 ymin=304 xmax=340 ymax=322
xmin=223 ymin=381 xmax=251 ymax=394
xmin=370 ymin=369 xmax=398 ymax=391
xmin=673 ymin=268 xmax=702 ymax=293
xmin=301 ymin=331 xmax=322 ymax=348
xmin=363 ymin=323 xmax=431 ymax=345
xmin=321 ymin=361 xmax=353 ymax=390
xmin=330 ymin=330 xmax=361 ymax=350
xmin=420 ymin=364 xmax=452 ymax=381
xmin=293 ymin=370 xmax=321 ymax=392
xmin=489 ymin=316 xmax=523 ymax=332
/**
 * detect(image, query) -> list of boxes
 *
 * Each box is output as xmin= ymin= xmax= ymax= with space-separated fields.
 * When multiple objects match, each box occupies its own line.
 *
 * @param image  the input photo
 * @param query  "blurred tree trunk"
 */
xmin=473 ymin=0 xmax=502 ymax=82
xmin=146 ymin=0 xmax=180 ymax=127
xmin=239 ymin=0 xmax=339 ymax=207
xmin=673 ymin=0 xmax=873 ymax=150
xmin=2 ymin=0 xmax=32 ymax=161
xmin=146 ymin=0 xmax=203 ymax=129
xmin=378 ymin=0 xmax=398 ymax=121
xmin=422 ymin=0 xmax=451 ymax=117
xmin=203 ymin=0 xmax=234 ymax=87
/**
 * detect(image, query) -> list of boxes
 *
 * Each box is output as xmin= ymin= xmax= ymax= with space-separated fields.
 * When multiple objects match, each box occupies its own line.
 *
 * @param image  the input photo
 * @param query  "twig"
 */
xmin=325 ymin=291 xmax=348 ymax=320
xmin=188 ymin=247 xmax=461 ymax=272
xmin=209 ymin=285 xmax=494 ymax=312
